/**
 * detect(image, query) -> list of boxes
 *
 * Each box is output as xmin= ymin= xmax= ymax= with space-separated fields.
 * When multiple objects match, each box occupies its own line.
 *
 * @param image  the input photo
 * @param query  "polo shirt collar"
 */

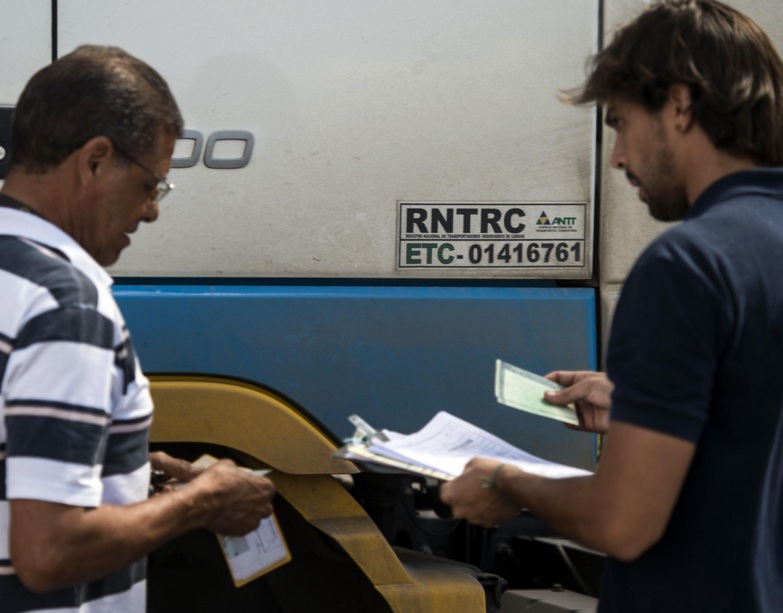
xmin=688 ymin=167 xmax=783 ymax=219
xmin=0 ymin=206 xmax=113 ymax=288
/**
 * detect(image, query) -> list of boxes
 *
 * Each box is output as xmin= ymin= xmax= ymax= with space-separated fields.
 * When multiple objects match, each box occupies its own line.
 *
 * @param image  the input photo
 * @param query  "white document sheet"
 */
xmin=340 ymin=411 xmax=590 ymax=480
xmin=190 ymin=455 xmax=291 ymax=586
xmin=218 ymin=514 xmax=291 ymax=586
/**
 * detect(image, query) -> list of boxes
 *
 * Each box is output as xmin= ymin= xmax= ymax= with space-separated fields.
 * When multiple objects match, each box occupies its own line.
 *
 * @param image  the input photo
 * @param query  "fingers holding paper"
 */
xmin=150 ymin=451 xmax=205 ymax=489
xmin=195 ymin=459 xmax=277 ymax=536
xmin=164 ymin=458 xmax=277 ymax=537
xmin=544 ymin=371 xmax=614 ymax=434
xmin=440 ymin=458 xmax=522 ymax=528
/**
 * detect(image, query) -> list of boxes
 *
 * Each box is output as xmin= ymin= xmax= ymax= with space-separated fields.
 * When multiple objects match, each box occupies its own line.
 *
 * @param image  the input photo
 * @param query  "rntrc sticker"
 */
xmin=398 ymin=202 xmax=587 ymax=269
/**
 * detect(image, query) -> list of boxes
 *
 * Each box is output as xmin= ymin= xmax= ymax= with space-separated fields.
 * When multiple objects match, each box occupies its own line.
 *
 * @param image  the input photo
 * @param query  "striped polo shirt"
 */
xmin=0 ymin=204 xmax=153 ymax=612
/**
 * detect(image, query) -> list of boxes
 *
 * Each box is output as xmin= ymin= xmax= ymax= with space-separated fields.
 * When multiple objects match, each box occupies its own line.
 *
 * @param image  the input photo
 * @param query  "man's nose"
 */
xmin=610 ymin=137 xmax=626 ymax=170
xmin=142 ymin=201 xmax=159 ymax=223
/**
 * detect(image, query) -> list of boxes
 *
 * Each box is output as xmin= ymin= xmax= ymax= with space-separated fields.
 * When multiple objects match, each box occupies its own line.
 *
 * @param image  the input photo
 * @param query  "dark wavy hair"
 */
xmin=10 ymin=45 xmax=183 ymax=172
xmin=567 ymin=0 xmax=783 ymax=166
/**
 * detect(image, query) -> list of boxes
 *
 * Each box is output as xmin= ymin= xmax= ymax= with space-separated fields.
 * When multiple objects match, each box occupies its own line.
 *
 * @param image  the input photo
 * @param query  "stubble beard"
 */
xmin=640 ymin=129 xmax=690 ymax=223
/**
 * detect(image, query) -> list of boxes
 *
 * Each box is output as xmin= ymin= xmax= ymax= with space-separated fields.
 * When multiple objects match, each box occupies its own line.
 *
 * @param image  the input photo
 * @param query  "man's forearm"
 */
xmin=498 ymin=470 xmax=621 ymax=555
xmin=10 ymin=459 xmax=275 ymax=592
xmin=442 ymin=422 xmax=695 ymax=562
xmin=498 ymin=422 xmax=695 ymax=560
xmin=11 ymin=483 xmax=215 ymax=591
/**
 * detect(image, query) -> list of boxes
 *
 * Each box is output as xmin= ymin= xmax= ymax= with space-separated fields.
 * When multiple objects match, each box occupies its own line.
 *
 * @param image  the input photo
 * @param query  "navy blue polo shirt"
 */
xmin=601 ymin=169 xmax=783 ymax=612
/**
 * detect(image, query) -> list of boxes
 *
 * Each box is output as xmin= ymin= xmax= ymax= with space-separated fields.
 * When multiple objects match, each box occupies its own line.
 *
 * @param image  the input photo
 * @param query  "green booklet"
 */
xmin=494 ymin=360 xmax=579 ymax=426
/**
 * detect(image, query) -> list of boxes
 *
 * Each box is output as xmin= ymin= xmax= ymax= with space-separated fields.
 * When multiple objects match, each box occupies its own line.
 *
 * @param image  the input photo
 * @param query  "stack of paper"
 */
xmin=335 ymin=411 xmax=590 ymax=481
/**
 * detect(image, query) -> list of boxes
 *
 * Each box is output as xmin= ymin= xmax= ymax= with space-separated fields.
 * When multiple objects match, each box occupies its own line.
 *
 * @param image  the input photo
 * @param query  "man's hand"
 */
xmin=149 ymin=451 xmax=205 ymax=492
xmin=544 ymin=371 xmax=614 ymax=434
xmin=439 ymin=458 xmax=521 ymax=528
xmin=150 ymin=453 xmax=276 ymax=535
xmin=188 ymin=459 xmax=277 ymax=536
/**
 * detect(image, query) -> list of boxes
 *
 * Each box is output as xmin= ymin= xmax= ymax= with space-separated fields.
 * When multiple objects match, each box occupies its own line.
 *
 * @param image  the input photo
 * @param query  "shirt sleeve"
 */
xmin=4 ymin=304 xmax=116 ymax=507
xmin=606 ymin=231 xmax=734 ymax=443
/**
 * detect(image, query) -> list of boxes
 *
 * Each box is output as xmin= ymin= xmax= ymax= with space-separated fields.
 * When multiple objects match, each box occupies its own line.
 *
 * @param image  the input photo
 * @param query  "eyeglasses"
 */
xmin=113 ymin=145 xmax=175 ymax=203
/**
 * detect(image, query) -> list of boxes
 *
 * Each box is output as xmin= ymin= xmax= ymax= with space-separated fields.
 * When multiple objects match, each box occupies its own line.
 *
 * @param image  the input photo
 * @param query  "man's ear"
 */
xmin=669 ymin=83 xmax=695 ymax=132
xmin=75 ymin=136 xmax=114 ymax=185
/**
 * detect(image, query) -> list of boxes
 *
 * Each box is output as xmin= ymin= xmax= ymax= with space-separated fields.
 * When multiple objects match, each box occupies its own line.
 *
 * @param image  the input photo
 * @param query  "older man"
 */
xmin=0 ymin=46 xmax=276 ymax=612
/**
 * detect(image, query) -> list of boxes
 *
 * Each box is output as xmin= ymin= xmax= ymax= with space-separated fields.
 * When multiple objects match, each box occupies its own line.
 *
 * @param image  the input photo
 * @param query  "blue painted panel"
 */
xmin=114 ymin=285 xmax=598 ymax=469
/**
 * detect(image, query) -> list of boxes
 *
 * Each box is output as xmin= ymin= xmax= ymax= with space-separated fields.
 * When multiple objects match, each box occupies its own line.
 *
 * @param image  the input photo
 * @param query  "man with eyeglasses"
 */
xmin=0 ymin=45 xmax=276 ymax=613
